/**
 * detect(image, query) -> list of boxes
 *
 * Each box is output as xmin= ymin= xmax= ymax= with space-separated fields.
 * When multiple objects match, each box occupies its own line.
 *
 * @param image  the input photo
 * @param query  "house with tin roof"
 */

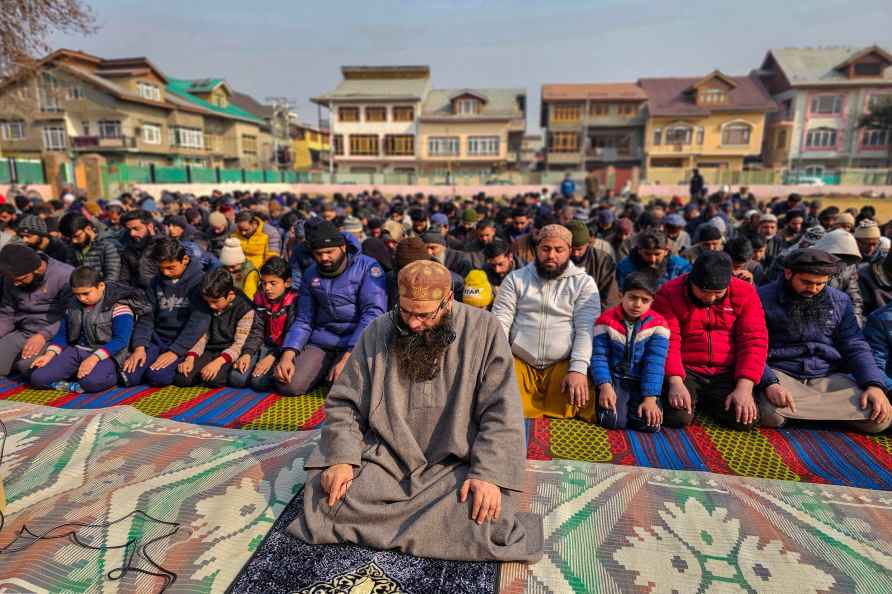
xmin=0 ymin=49 xmax=273 ymax=169
xmin=312 ymin=66 xmax=526 ymax=176
xmin=757 ymin=45 xmax=892 ymax=180
xmin=638 ymin=71 xmax=776 ymax=185
xmin=540 ymin=82 xmax=648 ymax=192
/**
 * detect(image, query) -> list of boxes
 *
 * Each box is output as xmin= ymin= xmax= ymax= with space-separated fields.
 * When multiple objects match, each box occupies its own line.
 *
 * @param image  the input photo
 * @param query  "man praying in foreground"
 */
xmin=288 ymin=260 xmax=543 ymax=562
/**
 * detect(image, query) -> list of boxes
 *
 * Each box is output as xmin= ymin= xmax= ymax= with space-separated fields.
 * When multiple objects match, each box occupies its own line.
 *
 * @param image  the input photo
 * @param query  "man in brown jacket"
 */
xmin=566 ymin=221 xmax=621 ymax=309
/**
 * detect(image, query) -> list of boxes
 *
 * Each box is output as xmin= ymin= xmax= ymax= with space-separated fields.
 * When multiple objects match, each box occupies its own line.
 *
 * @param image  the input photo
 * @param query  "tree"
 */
xmin=0 ymin=0 xmax=97 ymax=81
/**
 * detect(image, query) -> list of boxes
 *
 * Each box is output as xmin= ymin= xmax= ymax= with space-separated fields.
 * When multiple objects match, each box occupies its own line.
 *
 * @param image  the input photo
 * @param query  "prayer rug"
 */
xmin=0 ymin=400 xmax=318 ymax=594
xmin=228 ymin=491 xmax=498 ymax=594
xmin=498 ymin=459 xmax=892 ymax=593
xmin=527 ymin=414 xmax=892 ymax=490
xmin=0 ymin=377 xmax=326 ymax=431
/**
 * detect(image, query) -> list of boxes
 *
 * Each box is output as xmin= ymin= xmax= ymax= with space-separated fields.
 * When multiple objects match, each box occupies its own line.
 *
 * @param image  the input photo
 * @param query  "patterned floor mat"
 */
xmin=0 ymin=377 xmax=326 ymax=431
xmin=0 ymin=400 xmax=318 ymax=593
xmin=499 ymin=460 xmax=892 ymax=594
xmin=228 ymin=491 xmax=497 ymax=594
xmin=527 ymin=414 xmax=892 ymax=490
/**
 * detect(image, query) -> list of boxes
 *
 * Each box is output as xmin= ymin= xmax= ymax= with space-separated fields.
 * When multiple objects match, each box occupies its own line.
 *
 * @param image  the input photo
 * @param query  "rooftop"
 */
xmin=167 ymin=78 xmax=265 ymax=124
xmin=421 ymin=88 xmax=525 ymax=120
xmin=542 ymin=83 xmax=647 ymax=101
xmin=764 ymin=45 xmax=892 ymax=86
xmin=638 ymin=73 xmax=776 ymax=117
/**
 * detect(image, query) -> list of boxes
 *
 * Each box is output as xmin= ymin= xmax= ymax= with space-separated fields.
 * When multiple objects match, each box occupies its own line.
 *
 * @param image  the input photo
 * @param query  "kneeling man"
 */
xmin=289 ymin=260 xmax=543 ymax=562
xmin=758 ymin=248 xmax=892 ymax=433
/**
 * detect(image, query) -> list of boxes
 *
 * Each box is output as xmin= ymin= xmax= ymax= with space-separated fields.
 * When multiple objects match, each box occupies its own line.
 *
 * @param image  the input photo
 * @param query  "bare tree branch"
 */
xmin=0 ymin=0 xmax=97 ymax=81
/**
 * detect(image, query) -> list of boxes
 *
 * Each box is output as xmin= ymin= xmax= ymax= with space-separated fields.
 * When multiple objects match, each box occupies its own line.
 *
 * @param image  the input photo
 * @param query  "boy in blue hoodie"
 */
xmin=590 ymin=271 xmax=670 ymax=432
xmin=122 ymin=237 xmax=212 ymax=386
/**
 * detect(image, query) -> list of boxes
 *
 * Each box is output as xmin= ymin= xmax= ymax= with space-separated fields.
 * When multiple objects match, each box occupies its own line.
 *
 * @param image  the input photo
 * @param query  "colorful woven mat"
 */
xmin=498 ymin=460 xmax=892 ymax=593
xmin=0 ymin=377 xmax=325 ymax=431
xmin=527 ymin=414 xmax=892 ymax=490
xmin=0 ymin=400 xmax=319 ymax=594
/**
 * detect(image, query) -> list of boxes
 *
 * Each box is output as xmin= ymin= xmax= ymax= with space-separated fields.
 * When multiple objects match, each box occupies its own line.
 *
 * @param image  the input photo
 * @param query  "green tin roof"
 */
xmin=166 ymin=77 xmax=264 ymax=124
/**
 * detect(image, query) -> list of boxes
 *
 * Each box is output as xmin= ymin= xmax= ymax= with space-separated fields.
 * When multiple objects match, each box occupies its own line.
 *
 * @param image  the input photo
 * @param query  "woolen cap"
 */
xmin=834 ymin=213 xmax=855 ymax=227
xmin=395 ymin=237 xmax=430 ymax=270
xmin=538 ymin=224 xmax=573 ymax=247
xmin=854 ymin=220 xmax=881 ymax=239
xmin=219 ymin=237 xmax=246 ymax=266
xmin=463 ymin=269 xmax=493 ymax=309
xmin=308 ymin=221 xmax=346 ymax=250
xmin=760 ymin=213 xmax=778 ymax=224
xmin=461 ymin=208 xmax=479 ymax=223
xmin=784 ymin=248 xmax=841 ymax=275
xmin=0 ymin=244 xmax=42 ymax=277
xmin=381 ymin=219 xmax=404 ymax=241
xmin=17 ymin=214 xmax=47 ymax=237
xmin=664 ymin=213 xmax=685 ymax=228
xmin=689 ymin=251 xmax=733 ymax=291
xmin=430 ymin=213 xmax=449 ymax=227
xmin=420 ymin=231 xmax=446 ymax=247
xmin=565 ymin=221 xmax=590 ymax=247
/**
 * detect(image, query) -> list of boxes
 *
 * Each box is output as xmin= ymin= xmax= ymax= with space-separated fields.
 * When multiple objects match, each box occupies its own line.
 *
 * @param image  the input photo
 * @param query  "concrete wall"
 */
xmin=638 ymin=183 xmax=892 ymax=199
xmin=131 ymin=182 xmax=556 ymax=198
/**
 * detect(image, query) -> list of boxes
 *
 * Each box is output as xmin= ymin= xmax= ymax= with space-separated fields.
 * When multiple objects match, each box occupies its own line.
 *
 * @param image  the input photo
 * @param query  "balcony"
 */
xmin=72 ymin=135 xmax=137 ymax=150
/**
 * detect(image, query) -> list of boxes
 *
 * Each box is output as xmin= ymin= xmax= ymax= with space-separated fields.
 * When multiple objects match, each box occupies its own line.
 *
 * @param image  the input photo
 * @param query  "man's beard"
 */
xmin=317 ymin=251 xmax=346 ymax=276
xmin=391 ymin=313 xmax=455 ymax=382
xmin=570 ymin=247 xmax=588 ymax=266
xmin=431 ymin=251 xmax=446 ymax=265
xmin=19 ymin=273 xmax=45 ymax=293
xmin=784 ymin=281 xmax=833 ymax=335
xmin=536 ymin=258 xmax=569 ymax=280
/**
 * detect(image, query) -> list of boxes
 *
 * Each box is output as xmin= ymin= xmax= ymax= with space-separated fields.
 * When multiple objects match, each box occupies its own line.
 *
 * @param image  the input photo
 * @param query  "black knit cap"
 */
xmin=689 ymin=251 xmax=733 ymax=291
xmin=307 ymin=221 xmax=346 ymax=250
xmin=784 ymin=248 xmax=840 ymax=276
xmin=0 ymin=244 xmax=42 ymax=277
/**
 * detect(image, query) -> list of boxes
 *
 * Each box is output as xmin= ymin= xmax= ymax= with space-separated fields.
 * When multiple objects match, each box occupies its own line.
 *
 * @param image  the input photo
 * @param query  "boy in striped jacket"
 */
xmin=590 ymin=271 xmax=670 ymax=432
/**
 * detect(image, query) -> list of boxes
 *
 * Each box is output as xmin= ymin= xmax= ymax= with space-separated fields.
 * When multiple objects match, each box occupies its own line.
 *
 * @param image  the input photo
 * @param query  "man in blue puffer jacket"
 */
xmin=275 ymin=221 xmax=387 ymax=396
xmin=757 ymin=248 xmax=892 ymax=433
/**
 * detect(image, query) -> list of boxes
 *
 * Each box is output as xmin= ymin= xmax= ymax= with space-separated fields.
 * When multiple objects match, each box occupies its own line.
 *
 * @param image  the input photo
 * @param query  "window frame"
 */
xmin=42 ymin=125 xmax=67 ymax=150
xmin=809 ymin=94 xmax=843 ymax=115
xmin=863 ymin=128 xmax=891 ymax=148
xmin=0 ymin=120 xmax=26 ymax=140
xmin=551 ymin=103 xmax=582 ymax=123
xmin=383 ymin=134 xmax=415 ymax=156
xmin=338 ymin=107 xmax=360 ymax=122
xmin=455 ymin=99 xmax=480 ymax=115
xmin=365 ymin=106 xmax=388 ymax=122
xmin=665 ymin=125 xmax=693 ymax=145
xmin=242 ymin=134 xmax=258 ymax=154
xmin=137 ymin=81 xmax=161 ymax=101
xmin=548 ymin=131 xmax=579 ymax=152
xmin=393 ymin=106 xmax=415 ymax=122
xmin=97 ymin=120 xmax=123 ymax=138
xmin=142 ymin=123 xmax=162 ymax=145
xmin=428 ymin=136 xmax=460 ymax=156
xmin=589 ymin=103 xmax=609 ymax=116
xmin=804 ymin=127 xmax=838 ymax=149
xmin=172 ymin=127 xmax=205 ymax=149
xmin=333 ymin=134 xmax=344 ymax=155
xmin=349 ymin=134 xmax=379 ymax=156
xmin=721 ymin=122 xmax=752 ymax=146
xmin=467 ymin=135 xmax=500 ymax=156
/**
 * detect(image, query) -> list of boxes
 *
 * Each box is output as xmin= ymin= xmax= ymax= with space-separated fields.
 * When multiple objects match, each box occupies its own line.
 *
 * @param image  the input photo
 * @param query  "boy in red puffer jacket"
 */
xmin=230 ymin=257 xmax=299 ymax=391
xmin=652 ymin=251 xmax=769 ymax=430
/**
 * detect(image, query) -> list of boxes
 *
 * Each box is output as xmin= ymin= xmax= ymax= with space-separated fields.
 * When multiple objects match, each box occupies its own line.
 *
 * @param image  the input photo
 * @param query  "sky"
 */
xmin=50 ymin=0 xmax=892 ymax=132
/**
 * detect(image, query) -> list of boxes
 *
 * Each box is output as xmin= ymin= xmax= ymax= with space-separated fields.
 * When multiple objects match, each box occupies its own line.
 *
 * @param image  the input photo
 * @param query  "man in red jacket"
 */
xmin=652 ymin=251 xmax=769 ymax=429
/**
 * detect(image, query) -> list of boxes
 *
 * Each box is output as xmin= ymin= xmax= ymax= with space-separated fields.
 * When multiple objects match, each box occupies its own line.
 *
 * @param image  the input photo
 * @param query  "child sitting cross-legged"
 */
xmin=230 ymin=257 xmax=299 ymax=392
xmin=30 ymin=265 xmax=148 ymax=393
xmin=590 ymin=271 xmax=670 ymax=432
xmin=173 ymin=268 xmax=255 ymax=388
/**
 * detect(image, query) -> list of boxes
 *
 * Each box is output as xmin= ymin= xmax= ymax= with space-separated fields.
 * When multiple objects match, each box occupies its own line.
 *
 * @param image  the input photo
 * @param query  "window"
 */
xmin=333 ymin=134 xmax=344 ymax=155
xmin=242 ymin=135 xmax=257 ymax=154
xmin=721 ymin=123 xmax=752 ymax=145
xmin=81 ymin=121 xmax=90 ymax=136
xmin=868 ymin=94 xmax=892 ymax=111
xmin=653 ymin=128 xmax=662 ymax=145
xmin=137 ymin=82 xmax=161 ymax=101
xmin=548 ymin=131 xmax=579 ymax=152
xmin=455 ymin=99 xmax=480 ymax=115
xmin=42 ymin=126 xmax=66 ymax=150
xmin=810 ymin=95 xmax=843 ymax=114
xmin=700 ymin=88 xmax=726 ymax=105
xmin=393 ymin=106 xmax=415 ymax=121
xmin=98 ymin=120 xmax=122 ymax=138
xmin=782 ymin=99 xmax=794 ymax=118
xmin=38 ymin=73 xmax=61 ymax=112
xmin=67 ymin=86 xmax=84 ymax=100
xmin=0 ymin=120 xmax=25 ymax=140
xmin=551 ymin=104 xmax=581 ymax=122
xmin=365 ymin=107 xmax=387 ymax=122
xmin=467 ymin=136 xmax=500 ymax=156
xmin=428 ymin=137 xmax=459 ymax=156
xmin=617 ymin=103 xmax=637 ymax=116
xmin=863 ymin=129 xmax=891 ymax=147
xmin=590 ymin=103 xmax=608 ymax=116
xmin=142 ymin=123 xmax=162 ymax=144
xmin=384 ymin=134 xmax=414 ymax=156
xmin=854 ymin=63 xmax=883 ymax=76
xmin=665 ymin=125 xmax=693 ymax=145
xmin=338 ymin=107 xmax=360 ymax=122
xmin=349 ymin=134 xmax=379 ymax=156
xmin=696 ymin=128 xmax=704 ymax=145
xmin=805 ymin=127 xmax=837 ymax=148
xmin=590 ymin=134 xmax=631 ymax=154
xmin=776 ymin=129 xmax=787 ymax=149
xmin=171 ymin=127 xmax=204 ymax=148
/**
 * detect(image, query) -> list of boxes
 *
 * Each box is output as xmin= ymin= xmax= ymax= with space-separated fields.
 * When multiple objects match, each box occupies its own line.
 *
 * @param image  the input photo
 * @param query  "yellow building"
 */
xmin=290 ymin=121 xmax=330 ymax=171
xmin=638 ymin=71 xmax=776 ymax=185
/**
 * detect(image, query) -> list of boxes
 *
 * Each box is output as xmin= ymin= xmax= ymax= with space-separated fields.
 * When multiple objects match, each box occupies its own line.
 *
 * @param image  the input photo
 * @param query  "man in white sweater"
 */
xmin=492 ymin=224 xmax=601 ymax=420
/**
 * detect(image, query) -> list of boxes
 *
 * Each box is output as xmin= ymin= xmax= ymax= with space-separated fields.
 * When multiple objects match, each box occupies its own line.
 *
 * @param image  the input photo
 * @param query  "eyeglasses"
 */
xmin=397 ymin=297 xmax=448 ymax=322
